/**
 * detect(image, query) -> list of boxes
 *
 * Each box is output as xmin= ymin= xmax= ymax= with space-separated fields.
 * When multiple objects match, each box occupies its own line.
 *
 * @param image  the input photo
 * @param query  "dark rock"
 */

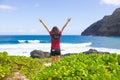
xmin=81 ymin=8 xmax=120 ymax=36
xmin=83 ymin=49 xmax=110 ymax=54
xmin=30 ymin=50 xmax=50 ymax=58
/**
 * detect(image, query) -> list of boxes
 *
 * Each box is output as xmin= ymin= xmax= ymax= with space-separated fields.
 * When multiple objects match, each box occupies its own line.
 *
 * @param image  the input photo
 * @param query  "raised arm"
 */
xmin=61 ymin=18 xmax=71 ymax=32
xmin=39 ymin=19 xmax=50 ymax=32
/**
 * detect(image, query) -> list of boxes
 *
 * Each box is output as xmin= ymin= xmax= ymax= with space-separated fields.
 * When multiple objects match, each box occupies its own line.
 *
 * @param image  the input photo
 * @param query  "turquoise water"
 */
xmin=0 ymin=35 xmax=120 ymax=49
xmin=0 ymin=35 xmax=120 ymax=56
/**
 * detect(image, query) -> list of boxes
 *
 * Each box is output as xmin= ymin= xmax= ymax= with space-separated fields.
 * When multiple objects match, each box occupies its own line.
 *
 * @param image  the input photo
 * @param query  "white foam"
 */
xmin=27 ymin=40 xmax=40 ymax=43
xmin=0 ymin=43 xmax=51 ymax=57
xmin=0 ymin=42 xmax=120 ymax=57
xmin=91 ymin=47 xmax=120 ymax=54
xmin=18 ymin=40 xmax=26 ymax=43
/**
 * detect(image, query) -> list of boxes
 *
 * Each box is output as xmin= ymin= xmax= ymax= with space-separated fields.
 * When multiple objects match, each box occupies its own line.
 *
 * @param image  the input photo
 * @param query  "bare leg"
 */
xmin=51 ymin=56 xmax=56 ymax=64
xmin=56 ymin=55 xmax=61 ymax=62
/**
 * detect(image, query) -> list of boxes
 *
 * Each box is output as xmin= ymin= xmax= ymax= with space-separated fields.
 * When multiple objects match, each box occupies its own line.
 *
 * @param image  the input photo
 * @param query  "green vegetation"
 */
xmin=0 ymin=52 xmax=120 ymax=80
xmin=0 ymin=51 xmax=50 ymax=80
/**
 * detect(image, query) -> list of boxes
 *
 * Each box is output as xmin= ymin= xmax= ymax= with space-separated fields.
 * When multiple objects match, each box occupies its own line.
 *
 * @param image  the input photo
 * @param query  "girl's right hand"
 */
xmin=68 ymin=18 xmax=71 ymax=22
xmin=39 ymin=19 xmax=43 ymax=23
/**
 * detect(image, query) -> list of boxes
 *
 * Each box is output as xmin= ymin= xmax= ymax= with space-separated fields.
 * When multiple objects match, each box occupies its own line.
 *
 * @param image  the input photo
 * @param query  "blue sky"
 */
xmin=0 ymin=0 xmax=120 ymax=35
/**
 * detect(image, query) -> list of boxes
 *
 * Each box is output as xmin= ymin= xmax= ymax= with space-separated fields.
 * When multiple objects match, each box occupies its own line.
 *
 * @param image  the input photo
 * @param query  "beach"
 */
xmin=0 ymin=43 xmax=120 ymax=57
xmin=0 ymin=35 xmax=120 ymax=56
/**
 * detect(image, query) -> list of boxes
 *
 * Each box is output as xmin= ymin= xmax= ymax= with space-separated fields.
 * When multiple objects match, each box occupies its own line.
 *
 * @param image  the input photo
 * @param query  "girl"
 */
xmin=39 ymin=18 xmax=71 ymax=63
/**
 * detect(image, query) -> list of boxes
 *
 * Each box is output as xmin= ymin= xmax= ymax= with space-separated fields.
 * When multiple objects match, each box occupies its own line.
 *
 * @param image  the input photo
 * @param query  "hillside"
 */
xmin=81 ymin=8 xmax=120 ymax=36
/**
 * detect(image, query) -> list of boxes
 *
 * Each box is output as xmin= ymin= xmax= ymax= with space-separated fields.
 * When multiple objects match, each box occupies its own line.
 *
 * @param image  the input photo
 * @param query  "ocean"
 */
xmin=0 ymin=35 xmax=120 ymax=57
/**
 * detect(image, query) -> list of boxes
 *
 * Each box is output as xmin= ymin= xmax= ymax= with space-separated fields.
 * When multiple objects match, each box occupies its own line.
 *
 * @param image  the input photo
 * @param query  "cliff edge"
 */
xmin=81 ymin=8 xmax=120 ymax=36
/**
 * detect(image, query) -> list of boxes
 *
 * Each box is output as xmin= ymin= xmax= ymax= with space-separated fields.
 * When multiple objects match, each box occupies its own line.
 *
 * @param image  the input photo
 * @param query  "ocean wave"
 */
xmin=27 ymin=40 xmax=40 ymax=43
xmin=0 ymin=42 xmax=92 ymax=49
xmin=0 ymin=42 xmax=120 ymax=57
xmin=78 ymin=42 xmax=92 ymax=47
xmin=18 ymin=40 xmax=41 ymax=43
xmin=61 ymin=42 xmax=92 ymax=47
xmin=18 ymin=40 xmax=26 ymax=43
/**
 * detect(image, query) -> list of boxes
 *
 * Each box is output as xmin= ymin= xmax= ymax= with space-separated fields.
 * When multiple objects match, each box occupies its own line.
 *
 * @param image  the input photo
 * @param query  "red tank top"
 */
xmin=50 ymin=31 xmax=62 ymax=48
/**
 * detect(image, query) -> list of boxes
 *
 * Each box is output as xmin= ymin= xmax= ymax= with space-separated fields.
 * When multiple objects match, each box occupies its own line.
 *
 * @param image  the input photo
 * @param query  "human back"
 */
xmin=51 ymin=26 xmax=61 ymax=39
xmin=50 ymin=26 xmax=62 ymax=49
xmin=39 ymin=18 xmax=71 ymax=63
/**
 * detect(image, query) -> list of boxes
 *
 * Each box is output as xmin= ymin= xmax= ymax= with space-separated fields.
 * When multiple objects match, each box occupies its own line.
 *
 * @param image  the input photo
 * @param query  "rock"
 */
xmin=83 ymin=49 xmax=110 ymax=54
xmin=81 ymin=8 xmax=120 ymax=36
xmin=30 ymin=50 xmax=50 ymax=58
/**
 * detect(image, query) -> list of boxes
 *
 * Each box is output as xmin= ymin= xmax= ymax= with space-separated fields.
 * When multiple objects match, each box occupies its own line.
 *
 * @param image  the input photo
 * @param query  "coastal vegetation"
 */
xmin=0 ymin=51 xmax=120 ymax=80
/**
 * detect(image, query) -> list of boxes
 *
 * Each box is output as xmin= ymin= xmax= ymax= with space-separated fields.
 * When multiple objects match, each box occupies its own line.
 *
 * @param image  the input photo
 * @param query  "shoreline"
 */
xmin=0 ymin=43 xmax=120 ymax=57
xmin=0 ymin=47 xmax=120 ymax=57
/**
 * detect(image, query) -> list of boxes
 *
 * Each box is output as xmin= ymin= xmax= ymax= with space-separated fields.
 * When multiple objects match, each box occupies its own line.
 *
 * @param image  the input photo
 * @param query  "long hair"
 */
xmin=51 ymin=26 xmax=60 ymax=39
xmin=51 ymin=26 xmax=59 ymax=34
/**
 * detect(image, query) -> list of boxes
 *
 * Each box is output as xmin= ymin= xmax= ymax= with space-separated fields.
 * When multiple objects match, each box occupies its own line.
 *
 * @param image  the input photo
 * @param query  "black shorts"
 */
xmin=50 ymin=48 xmax=61 ymax=56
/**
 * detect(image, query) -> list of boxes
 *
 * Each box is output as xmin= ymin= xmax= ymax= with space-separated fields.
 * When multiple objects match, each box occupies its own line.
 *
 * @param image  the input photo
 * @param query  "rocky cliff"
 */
xmin=81 ymin=8 xmax=120 ymax=36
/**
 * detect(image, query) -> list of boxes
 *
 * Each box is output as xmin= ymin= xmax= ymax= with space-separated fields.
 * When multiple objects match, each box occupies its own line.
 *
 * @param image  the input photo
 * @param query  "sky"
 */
xmin=0 ymin=0 xmax=120 ymax=35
